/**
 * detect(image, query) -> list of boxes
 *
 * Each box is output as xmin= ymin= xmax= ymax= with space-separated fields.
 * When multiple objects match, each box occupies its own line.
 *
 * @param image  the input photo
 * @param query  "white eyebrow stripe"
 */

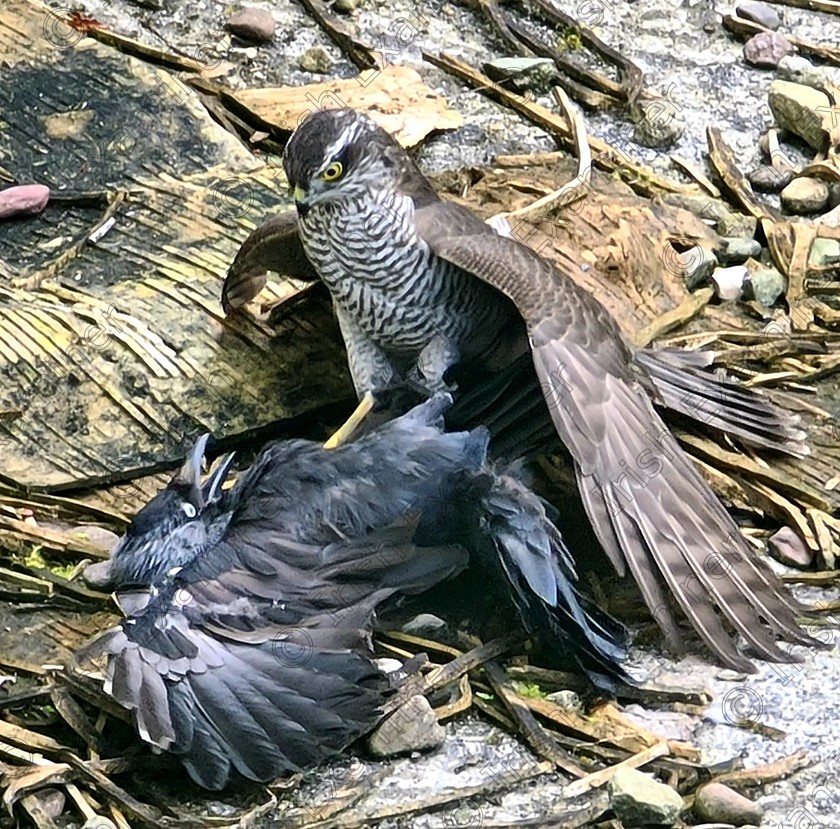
xmin=317 ymin=123 xmax=359 ymax=175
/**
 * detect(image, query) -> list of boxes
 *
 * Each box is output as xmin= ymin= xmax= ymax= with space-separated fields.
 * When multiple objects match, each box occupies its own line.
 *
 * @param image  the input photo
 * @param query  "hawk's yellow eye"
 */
xmin=321 ymin=161 xmax=344 ymax=182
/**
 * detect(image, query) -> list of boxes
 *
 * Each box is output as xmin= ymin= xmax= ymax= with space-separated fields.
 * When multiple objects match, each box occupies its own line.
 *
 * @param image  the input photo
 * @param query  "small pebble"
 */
xmin=401 ymin=613 xmax=447 ymax=636
xmin=368 ymin=694 xmax=446 ymax=757
xmin=780 ymin=177 xmax=830 ymax=214
xmin=809 ymin=237 xmax=840 ymax=267
xmin=224 ymin=7 xmax=275 ymax=43
xmin=768 ymin=526 xmax=814 ymax=569
xmin=715 ymin=236 xmax=762 ymax=265
xmin=776 ymin=55 xmax=830 ymax=89
xmin=0 ymin=184 xmax=50 ymax=220
xmin=677 ymin=245 xmax=717 ymax=290
xmin=694 ymin=782 xmax=764 ymax=826
xmin=744 ymin=31 xmax=793 ymax=68
xmin=608 ymin=767 xmax=684 ymax=827
xmin=332 ymin=0 xmax=360 ymax=12
xmin=737 ymin=0 xmax=782 ymax=30
xmin=298 ymin=46 xmax=333 ymax=74
xmin=747 ymin=165 xmax=793 ymax=193
xmin=712 ymin=266 xmax=748 ymax=301
xmin=747 ymin=265 xmax=787 ymax=306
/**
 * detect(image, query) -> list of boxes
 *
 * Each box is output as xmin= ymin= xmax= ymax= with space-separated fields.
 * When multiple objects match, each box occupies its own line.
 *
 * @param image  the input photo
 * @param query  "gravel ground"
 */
xmin=39 ymin=0 xmax=840 ymax=824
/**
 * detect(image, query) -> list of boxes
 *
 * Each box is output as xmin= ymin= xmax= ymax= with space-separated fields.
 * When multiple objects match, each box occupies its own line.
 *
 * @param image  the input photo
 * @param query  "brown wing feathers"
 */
xmin=425 ymin=214 xmax=819 ymax=670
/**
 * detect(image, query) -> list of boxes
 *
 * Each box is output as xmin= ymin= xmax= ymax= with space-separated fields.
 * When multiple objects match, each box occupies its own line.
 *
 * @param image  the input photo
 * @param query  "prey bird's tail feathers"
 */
xmin=634 ymin=348 xmax=809 ymax=458
xmin=460 ymin=471 xmax=632 ymax=689
xmin=75 ymin=613 xmax=386 ymax=790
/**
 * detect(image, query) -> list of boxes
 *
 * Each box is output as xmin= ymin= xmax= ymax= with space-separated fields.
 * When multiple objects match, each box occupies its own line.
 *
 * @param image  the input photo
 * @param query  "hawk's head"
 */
xmin=283 ymin=109 xmax=407 ymax=214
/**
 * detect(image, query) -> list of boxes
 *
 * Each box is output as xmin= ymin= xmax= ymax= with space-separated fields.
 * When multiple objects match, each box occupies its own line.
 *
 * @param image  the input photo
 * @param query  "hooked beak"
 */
xmin=203 ymin=452 xmax=236 ymax=503
xmin=173 ymin=433 xmax=211 ymax=507
xmin=292 ymin=185 xmax=310 ymax=217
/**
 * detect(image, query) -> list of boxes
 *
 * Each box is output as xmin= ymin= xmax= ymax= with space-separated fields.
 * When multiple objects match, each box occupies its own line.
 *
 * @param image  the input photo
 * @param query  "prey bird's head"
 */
xmin=84 ymin=435 xmax=235 ymax=592
xmin=283 ymin=109 xmax=418 ymax=215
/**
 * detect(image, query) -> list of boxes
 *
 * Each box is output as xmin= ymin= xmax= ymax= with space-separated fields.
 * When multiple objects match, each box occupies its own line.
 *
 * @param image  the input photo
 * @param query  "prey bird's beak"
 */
xmin=174 ymin=433 xmax=211 ymax=507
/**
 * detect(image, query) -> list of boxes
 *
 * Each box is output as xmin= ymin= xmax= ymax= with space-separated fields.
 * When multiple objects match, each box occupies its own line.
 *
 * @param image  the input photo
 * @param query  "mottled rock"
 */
xmin=715 ymin=236 xmax=762 ymax=265
xmin=608 ymin=767 xmax=684 ymax=827
xmin=712 ymin=266 xmax=748 ymax=301
xmin=747 ymin=266 xmax=787 ymax=306
xmin=676 ymin=245 xmax=717 ymax=290
xmin=401 ymin=613 xmax=448 ymax=636
xmin=546 ymin=690 xmax=583 ymax=713
xmin=368 ymin=694 xmax=446 ymax=757
xmin=225 ymin=7 xmax=275 ymax=43
xmin=780 ymin=177 xmax=830 ymax=214
xmin=768 ymin=526 xmax=814 ymax=569
xmin=483 ymin=58 xmax=558 ymax=92
xmin=299 ymin=46 xmax=333 ymax=74
xmin=737 ymin=0 xmax=782 ymax=29
xmin=810 ymin=237 xmax=840 ymax=267
xmin=777 ymin=55 xmax=830 ymax=89
xmin=81 ymin=818 xmax=118 ymax=829
xmin=694 ymin=782 xmax=764 ymax=826
xmin=632 ymin=90 xmax=685 ymax=148
xmin=0 ymin=184 xmax=50 ymax=219
xmin=747 ymin=164 xmax=793 ymax=193
xmin=769 ymin=81 xmax=833 ymax=151
xmin=744 ymin=32 xmax=793 ymax=68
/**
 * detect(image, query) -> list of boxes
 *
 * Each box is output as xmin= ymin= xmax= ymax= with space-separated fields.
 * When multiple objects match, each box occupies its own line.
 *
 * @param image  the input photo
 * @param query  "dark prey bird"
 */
xmin=252 ymin=107 xmax=822 ymax=674
xmin=76 ymin=396 xmax=630 ymax=790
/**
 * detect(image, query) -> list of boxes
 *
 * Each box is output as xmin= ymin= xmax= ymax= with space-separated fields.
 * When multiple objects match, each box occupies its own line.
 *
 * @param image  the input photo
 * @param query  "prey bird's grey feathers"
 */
xmin=77 ymin=397 xmax=630 ymax=787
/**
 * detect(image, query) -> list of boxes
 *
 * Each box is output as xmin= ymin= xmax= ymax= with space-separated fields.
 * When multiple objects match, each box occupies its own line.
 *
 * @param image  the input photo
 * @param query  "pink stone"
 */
xmin=0 ymin=184 xmax=50 ymax=220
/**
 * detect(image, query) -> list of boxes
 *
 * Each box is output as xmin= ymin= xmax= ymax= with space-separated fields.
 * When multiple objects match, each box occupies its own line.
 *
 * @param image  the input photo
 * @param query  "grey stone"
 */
xmin=225 ymin=7 xmax=275 ymax=43
xmin=780 ymin=177 xmax=830 ymax=214
xmin=777 ymin=55 xmax=829 ymax=89
xmin=298 ymin=46 xmax=333 ymax=74
xmin=747 ymin=265 xmax=787 ymax=306
xmin=768 ymin=526 xmax=814 ymax=569
xmin=737 ymin=0 xmax=782 ymax=30
xmin=816 ymin=204 xmax=840 ymax=227
xmin=401 ymin=613 xmax=448 ymax=636
xmin=810 ymin=237 xmax=840 ymax=267
xmin=747 ymin=164 xmax=793 ymax=193
xmin=546 ymin=690 xmax=583 ymax=713
xmin=769 ymin=81 xmax=833 ymax=151
xmin=632 ymin=90 xmax=685 ymax=148
xmin=368 ymin=694 xmax=446 ymax=757
xmin=677 ymin=245 xmax=717 ymax=290
xmin=715 ymin=236 xmax=762 ymax=265
xmin=81 ymin=818 xmax=118 ymax=829
xmin=608 ymin=767 xmax=684 ymax=827
xmin=694 ymin=782 xmax=764 ymax=826
xmin=744 ymin=32 xmax=793 ymax=69
xmin=712 ymin=266 xmax=748 ymax=301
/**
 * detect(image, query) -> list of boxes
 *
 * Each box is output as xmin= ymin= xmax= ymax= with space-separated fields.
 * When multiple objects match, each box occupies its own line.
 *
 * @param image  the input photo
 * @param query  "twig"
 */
xmin=563 ymin=741 xmax=671 ymax=797
xmin=423 ymin=52 xmax=691 ymax=197
xmin=484 ymin=661 xmax=589 ymax=779
xmin=493 ymin=87 xmax=592 ymax=222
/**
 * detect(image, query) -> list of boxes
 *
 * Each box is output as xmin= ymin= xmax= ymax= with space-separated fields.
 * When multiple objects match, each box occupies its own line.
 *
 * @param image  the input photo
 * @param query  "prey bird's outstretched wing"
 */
xmin=417 ymin=200 xmax=819 ymax=672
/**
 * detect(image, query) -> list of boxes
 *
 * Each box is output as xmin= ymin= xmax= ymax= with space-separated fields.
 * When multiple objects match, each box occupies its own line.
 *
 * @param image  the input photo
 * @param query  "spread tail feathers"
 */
xmin=635 ymin=348 xmax=809 ymax=458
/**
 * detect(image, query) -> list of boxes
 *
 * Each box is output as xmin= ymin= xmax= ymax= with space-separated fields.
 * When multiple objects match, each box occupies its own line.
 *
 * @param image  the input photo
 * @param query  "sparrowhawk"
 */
xmin=225 ymin=107 xmax=821 ymax=674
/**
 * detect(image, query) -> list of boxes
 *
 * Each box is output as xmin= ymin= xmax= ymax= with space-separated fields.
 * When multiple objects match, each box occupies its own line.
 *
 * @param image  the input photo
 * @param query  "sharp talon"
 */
xmin=324 ymin=392 xmax=376 ymax=449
